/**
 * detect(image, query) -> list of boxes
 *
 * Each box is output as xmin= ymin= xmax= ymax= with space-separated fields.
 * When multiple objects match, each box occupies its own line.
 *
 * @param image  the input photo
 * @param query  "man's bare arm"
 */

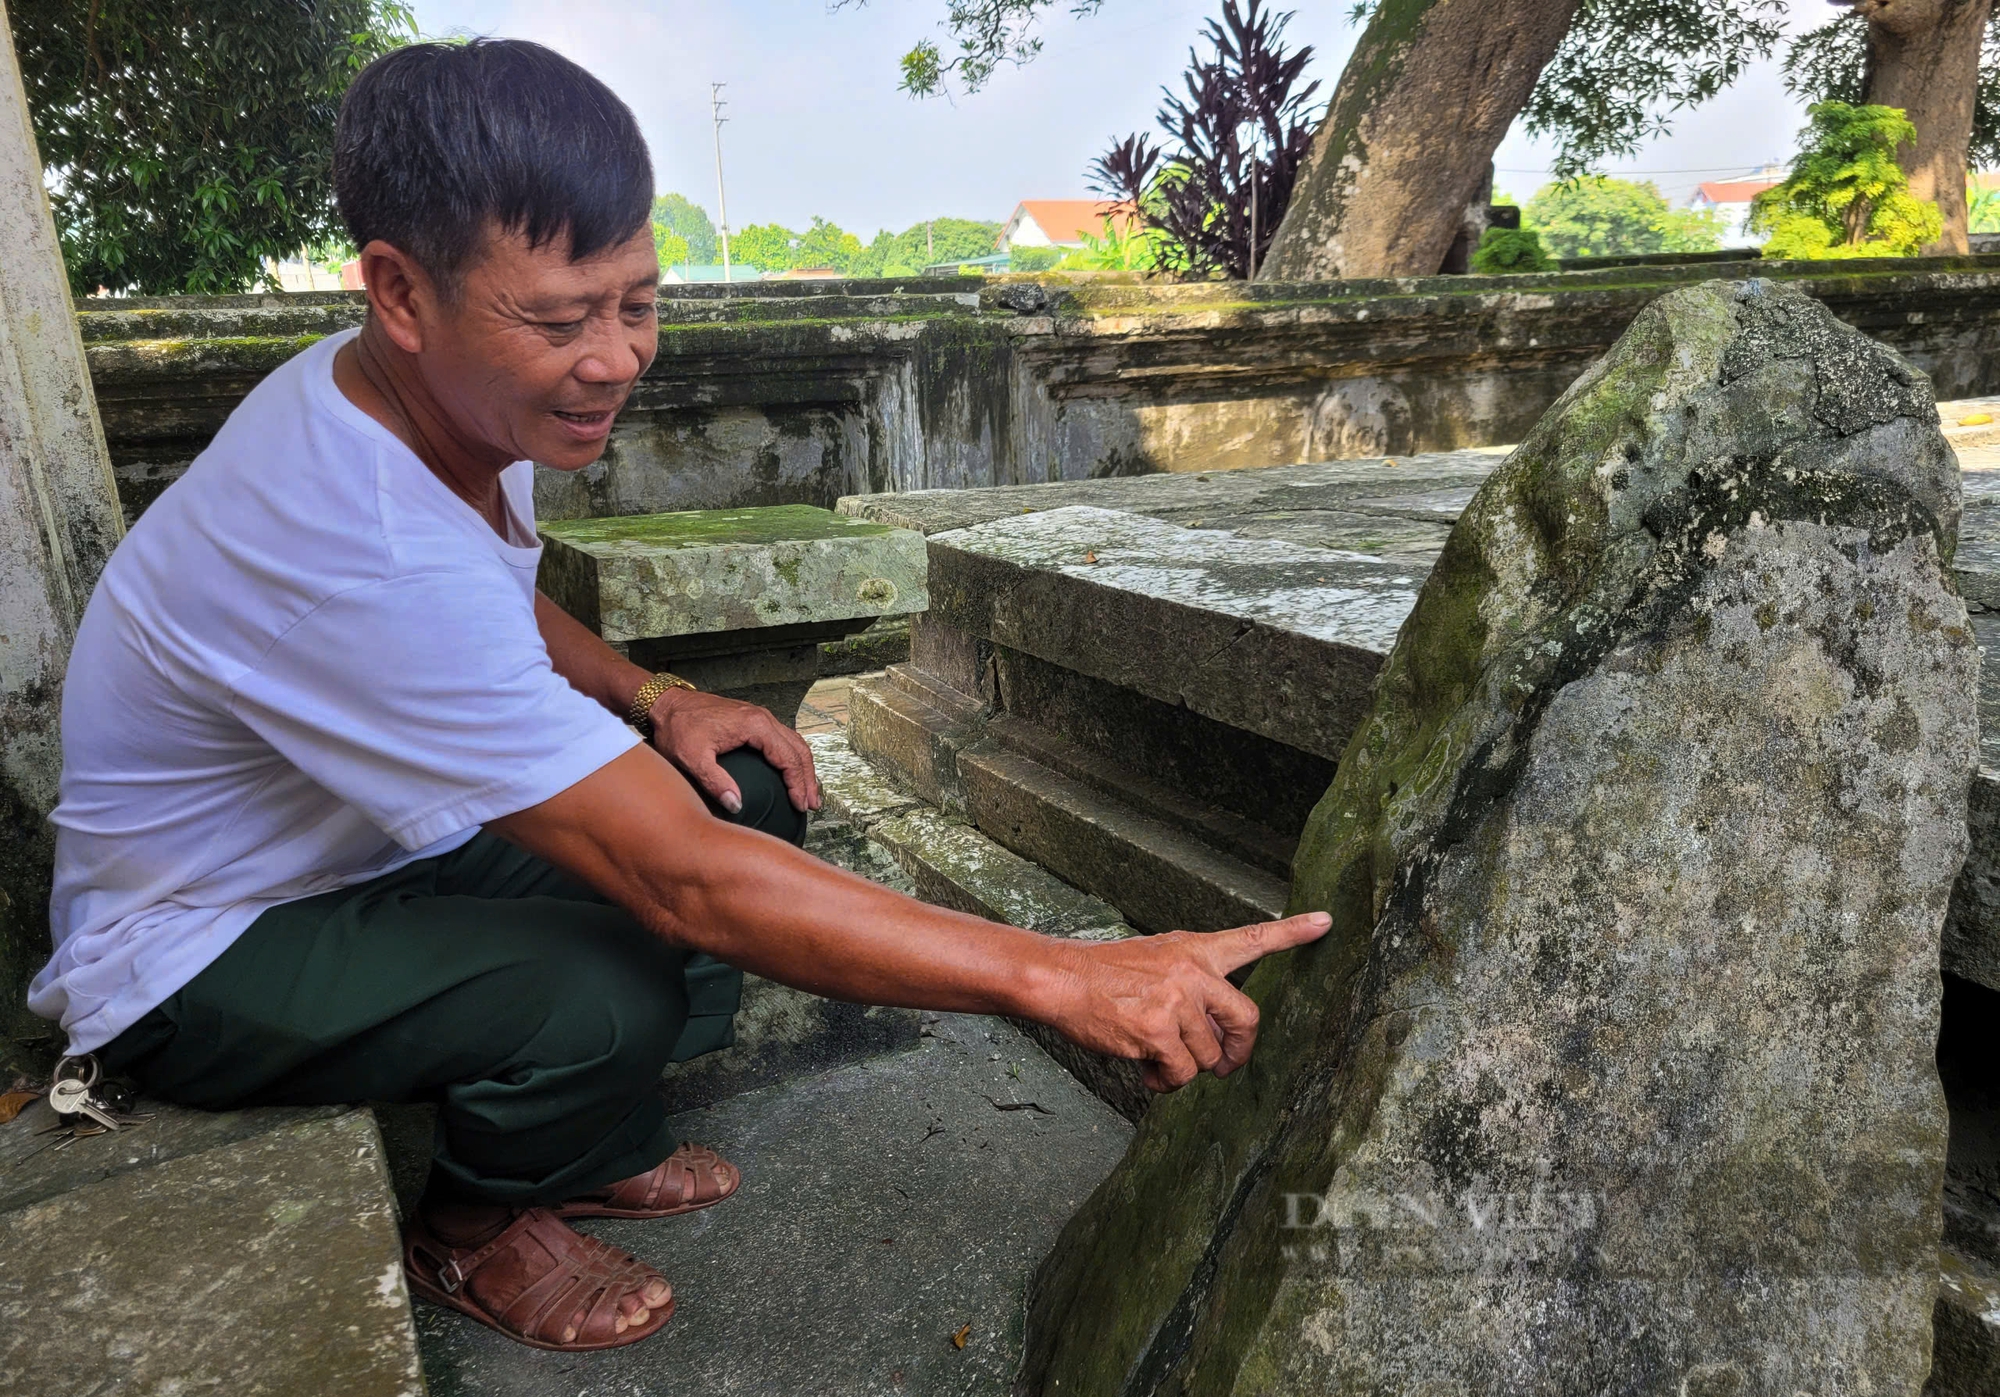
xmin=535 ymin=589 xmax=653 ymax=716
xmin=534 ymin=590 xmax=820 ymax=813
xmin=487 ymin=745 xmax=1330 ymax=1091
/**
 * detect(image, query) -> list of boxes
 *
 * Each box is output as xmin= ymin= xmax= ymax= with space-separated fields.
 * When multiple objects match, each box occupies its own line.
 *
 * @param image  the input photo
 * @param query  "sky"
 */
xmin=409 ymin=0 xmax=1836 ymax=240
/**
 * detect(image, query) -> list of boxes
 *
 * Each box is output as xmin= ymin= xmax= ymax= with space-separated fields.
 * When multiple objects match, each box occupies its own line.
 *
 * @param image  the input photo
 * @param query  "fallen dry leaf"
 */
xmin=1083 ymin=551 xmax=1097 ymax=564
xmin=951 ymin=1323 xmax=972 ymax=1350
xmin=0 ymin=1090 xmax=39 ymax=1124
xmin=1961 ymin=412 xmax=1994 ymax=426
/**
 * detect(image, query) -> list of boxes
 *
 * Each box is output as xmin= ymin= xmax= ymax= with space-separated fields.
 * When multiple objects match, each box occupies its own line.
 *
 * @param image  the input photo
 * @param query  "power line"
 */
xmin=1496 ymin=163 xmax=1778 ymax=176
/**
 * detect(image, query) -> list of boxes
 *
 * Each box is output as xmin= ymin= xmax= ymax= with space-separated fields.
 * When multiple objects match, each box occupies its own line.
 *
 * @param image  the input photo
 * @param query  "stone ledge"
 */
xmin=0 ymin=1095 xmax=347 ymax=1218
xmin=958 ymin=742 xmax=1290 ymax=934
xmin=838 ymin=451 xmax=1501 ymax=539
xmin=538 ymin=504 xmax=928 ymax=643
xmin=0 ymin=1109 xmax=421 ymax=1397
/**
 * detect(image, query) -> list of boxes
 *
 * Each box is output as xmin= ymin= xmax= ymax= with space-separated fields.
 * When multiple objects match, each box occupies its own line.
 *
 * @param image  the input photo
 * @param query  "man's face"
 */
xmin=415 ymin=223 xmax=660 ymax=471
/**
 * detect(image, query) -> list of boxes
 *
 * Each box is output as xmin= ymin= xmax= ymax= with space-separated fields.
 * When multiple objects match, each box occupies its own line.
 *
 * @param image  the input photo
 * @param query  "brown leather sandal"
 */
xmin=551 ymin=1142 xmax=741 ymax=1221
xmin=403 ymin=1206 xmax=673 ymax=1351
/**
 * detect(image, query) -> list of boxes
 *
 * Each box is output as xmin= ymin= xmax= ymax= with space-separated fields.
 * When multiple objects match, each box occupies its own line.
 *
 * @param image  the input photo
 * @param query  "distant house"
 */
xmin=766 ymin=267 xmax=843 ymax=280
xmin=264 ymin=256 xmax=345 ymax=292
xmin=663 ymin=263 xmax=764 ymax=284
xmin=997 ymin=199 xmax=1136 ymax=251
xmin=1690 ymin=167 xmax=1785 ymax=248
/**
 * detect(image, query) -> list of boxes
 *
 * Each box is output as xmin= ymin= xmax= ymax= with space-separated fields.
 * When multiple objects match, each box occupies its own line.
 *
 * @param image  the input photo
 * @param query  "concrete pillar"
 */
xmin=0 ymin=0 xmax=123 ymax=1057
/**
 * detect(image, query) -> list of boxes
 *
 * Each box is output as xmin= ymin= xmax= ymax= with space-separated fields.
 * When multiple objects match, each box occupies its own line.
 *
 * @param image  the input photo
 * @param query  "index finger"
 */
xmin=1199 ymin=912 xmax=1332 ymax=977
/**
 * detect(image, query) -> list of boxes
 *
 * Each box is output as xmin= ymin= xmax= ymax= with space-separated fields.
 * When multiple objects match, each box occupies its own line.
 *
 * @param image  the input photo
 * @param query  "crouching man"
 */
xmin=27 ymin=38 xmax=1329 ymax=1353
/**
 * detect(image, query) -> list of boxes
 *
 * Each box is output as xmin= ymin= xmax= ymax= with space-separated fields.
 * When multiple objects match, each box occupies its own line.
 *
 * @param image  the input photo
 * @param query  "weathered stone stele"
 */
xmin=1018 ymin=280 xmax=1979 ymax=1395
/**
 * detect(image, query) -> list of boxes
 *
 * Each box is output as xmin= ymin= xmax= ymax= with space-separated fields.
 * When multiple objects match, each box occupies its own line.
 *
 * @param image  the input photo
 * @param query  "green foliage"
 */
xmin=1470 ymin=226 xmax=1555 ymax=273
xmin=726 ymin=217 xmax=871 ymax=274
xmin=652 ymin=193 xmax=717 ymax=263
xmin=1522 ymin=176 xmax=1722 ymax=259
xmin=1784 ymin=10 xmax=2000 ymax=171
xmin=653 ymin=225 xmax=691 ymax=268
xmin=832 ymin=0 xmax=1104 ymax=97
xmin=9 ymin=0 xmax=418 ymax=295
xmin=1971 ymin=179 xmax=2000 ymax=234
xmin=1523 ymin=0 xmax=1786 ymax=182
xmin=730 ymin=222 xmax=802 ymax=272
xmin=1008 ymin=245 xmax=1062 ymax=271
xmin=1655 ymin=206 xmax=1727 ymax=251
xmin=1090 ymin=0 xmax=1319 ymax=281
xmin=1750 ymin=102 xmax=1943 ymax=258
xmin=1058 ymin=216 xmax=1163 ymax=270
xmin=866 ymin=0 xmax=1787 ymax=178
xmin=848 ymin=217 xmax=1001 ymax=276
xmin=795 ymin=216 xmax=865 ymax=270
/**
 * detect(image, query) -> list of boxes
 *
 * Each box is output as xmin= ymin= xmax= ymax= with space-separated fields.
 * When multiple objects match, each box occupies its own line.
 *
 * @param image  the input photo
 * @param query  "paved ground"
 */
xmin=796 ymin=673 xmax=867 ymax=736
xmin=413 ymin=1013 xmax=1132 ymax=1397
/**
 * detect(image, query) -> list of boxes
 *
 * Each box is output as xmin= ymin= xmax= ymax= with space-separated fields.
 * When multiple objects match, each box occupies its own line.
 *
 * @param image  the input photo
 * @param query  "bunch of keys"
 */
xmin=37 ymin=1055 xmax=149 ymax=1149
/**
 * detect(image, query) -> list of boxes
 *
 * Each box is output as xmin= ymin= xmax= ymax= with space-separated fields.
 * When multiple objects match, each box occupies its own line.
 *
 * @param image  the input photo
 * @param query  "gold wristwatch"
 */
xmin=627 ymin=671 xmax=696 ymax=738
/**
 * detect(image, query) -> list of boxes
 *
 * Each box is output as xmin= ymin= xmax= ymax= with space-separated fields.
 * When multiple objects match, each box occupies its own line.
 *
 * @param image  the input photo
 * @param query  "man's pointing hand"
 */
xmin=1044 ymin=912 xmax=1333 ymax=1093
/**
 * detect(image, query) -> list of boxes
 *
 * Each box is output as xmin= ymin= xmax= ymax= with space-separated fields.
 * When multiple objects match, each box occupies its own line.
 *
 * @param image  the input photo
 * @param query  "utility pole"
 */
xmin=711 ymin=83 xmax=733 ymax=282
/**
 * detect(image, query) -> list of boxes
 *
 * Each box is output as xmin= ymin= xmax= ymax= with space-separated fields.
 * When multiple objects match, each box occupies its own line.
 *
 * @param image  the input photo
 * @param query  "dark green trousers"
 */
xmin=101 ymin=748 xmax=808 ymax=1206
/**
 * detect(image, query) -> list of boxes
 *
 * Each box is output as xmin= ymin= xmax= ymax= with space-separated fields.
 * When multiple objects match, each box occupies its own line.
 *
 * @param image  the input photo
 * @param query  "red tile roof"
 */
xmin=1008 ymin=199 xmax=1139 ymax=245
xmin=1695 ymin=179 xmax=1780 ymax=205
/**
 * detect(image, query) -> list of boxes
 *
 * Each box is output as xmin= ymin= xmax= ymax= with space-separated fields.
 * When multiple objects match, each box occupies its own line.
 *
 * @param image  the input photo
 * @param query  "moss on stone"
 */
xmin=540 ymin=504 xmax=892 ymax=551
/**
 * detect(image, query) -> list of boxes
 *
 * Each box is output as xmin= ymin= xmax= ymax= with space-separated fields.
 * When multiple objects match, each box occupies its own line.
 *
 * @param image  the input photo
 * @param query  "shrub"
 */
xmin=1471 ymin=227 xmax=1556 ymax=273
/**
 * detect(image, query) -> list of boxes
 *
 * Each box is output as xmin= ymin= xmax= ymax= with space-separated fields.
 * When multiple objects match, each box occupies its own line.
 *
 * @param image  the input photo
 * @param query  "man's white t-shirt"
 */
xmin=30 ymin=329 xmax=640 ymax=1054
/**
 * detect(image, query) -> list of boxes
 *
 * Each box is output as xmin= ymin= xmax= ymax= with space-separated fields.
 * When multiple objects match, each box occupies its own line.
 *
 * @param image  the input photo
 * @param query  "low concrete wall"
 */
xmin=80 ymin=255 xmax=2000 ymax=524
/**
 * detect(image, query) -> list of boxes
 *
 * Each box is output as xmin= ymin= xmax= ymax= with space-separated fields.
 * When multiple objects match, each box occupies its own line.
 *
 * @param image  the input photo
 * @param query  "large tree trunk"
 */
xmin=1853 ymin=0 xmax=1992 ymax=254
xmin=1258 ymin=0 xmax=1582 ymax=280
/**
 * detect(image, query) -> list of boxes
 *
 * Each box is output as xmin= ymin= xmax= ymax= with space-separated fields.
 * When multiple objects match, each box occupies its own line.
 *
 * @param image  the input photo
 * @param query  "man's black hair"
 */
xmin=334 ymin=39 xmax=654 ymax=292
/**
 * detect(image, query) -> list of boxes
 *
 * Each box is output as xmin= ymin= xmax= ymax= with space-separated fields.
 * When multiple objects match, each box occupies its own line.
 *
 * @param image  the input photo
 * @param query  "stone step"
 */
xmin=1 ymin=1105 xmax=421 ymax=1396
xmin=414 ymin=1012 xmax=1132 ymax=1396
xmin=808 ymin=731 xmax=1152 ymax=1120
xmin=847 ymin=663 xmax=1290 ymax=935
xmin=846 ymin=660 xmax=987 ymax=811
xmin=956 ymin=743 xmax=1291 ymax=935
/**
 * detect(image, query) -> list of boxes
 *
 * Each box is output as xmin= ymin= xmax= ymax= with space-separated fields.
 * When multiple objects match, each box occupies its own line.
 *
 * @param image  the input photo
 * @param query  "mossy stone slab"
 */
xmin=538 ymin=504 xmax=928 ymax=643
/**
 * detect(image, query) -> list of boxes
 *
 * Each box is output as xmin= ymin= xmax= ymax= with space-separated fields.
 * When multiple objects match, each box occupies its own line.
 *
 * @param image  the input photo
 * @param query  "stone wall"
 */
xmin=81 ymin=255 xmax=2000 ymax=526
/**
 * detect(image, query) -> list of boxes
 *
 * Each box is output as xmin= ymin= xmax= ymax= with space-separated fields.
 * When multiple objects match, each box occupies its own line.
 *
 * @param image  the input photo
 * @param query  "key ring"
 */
xmin=51 ymin=1055 xmax=101 ymax=1090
